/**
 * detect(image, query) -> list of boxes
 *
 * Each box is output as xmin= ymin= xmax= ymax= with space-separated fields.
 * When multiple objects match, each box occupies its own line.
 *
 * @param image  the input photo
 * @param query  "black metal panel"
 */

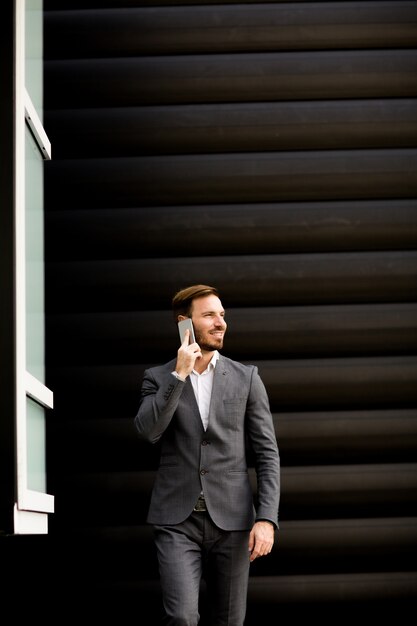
xmin=276 ymin=409 xmax=417 ymax=465
xmin=245 ymin=573 xmax=417 ymax=620
xmin=45 ymin=100 xmax=417 ymax=158
xmin=258 ymin=356 xmax=417 ymax=411
xmin=46 ymin=303 xmax=417 ymax=366
xmin=44 ymin=517 xmax=417 ymax=578
xmin=48 ymin=463 xmax=417 ymax=525
xmin=45 ymin=199 xmax=417 ymax=259
xmin=45 ymin=251 xmax=417 ymax=312
xmin=44 ymin=0 xmax=340 ymax=7
xmin=46 ymin=356 xmax=417 ymax=416
xmin=43 ymin=0 xmax=417 ymax=619
xmin=44 ymin=50 xmax=417 ymax=108
xmin=44 ymin=3 xmax=417 ymax=57
xmin=45 ymin=149 xmax=417 ymax=208
xmin=46 ymin=408 xmax=417 ymax=473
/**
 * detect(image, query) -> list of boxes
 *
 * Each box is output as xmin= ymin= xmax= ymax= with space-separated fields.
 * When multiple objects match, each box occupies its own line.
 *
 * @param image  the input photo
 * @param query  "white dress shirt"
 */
xmin=189 ymin=351 xmax=219 ymax=431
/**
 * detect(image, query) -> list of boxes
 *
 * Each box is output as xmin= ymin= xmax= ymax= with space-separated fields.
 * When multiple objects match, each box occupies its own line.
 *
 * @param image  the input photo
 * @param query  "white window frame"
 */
xmin=14 ymin=0 xmax=54 ymax=534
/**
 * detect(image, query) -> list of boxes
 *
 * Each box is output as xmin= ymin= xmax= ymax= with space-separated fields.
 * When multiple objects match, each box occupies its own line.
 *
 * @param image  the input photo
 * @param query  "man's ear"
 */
xmin=177 ymin=315 xmax=187 ymax=322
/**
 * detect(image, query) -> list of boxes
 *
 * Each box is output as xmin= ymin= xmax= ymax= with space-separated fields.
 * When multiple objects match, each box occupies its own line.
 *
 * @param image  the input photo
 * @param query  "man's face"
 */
xmin=190 ymin=294 xmax=227 ymax=352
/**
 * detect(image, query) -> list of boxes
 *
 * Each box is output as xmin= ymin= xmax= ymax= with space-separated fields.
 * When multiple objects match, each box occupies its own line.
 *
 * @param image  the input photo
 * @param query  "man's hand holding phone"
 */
xmin=175 ymin=320 xmax=202 ymax=379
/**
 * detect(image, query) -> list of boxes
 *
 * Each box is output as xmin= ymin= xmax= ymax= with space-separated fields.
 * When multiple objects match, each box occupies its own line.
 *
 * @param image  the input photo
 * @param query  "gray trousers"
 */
xmin=153 ymin=511 xmax=251 ymax=626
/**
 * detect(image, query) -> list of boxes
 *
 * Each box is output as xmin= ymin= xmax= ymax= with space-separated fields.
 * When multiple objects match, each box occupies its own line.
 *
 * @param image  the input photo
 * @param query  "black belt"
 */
xmin=193 ymin=494 xmax=207 ymax=512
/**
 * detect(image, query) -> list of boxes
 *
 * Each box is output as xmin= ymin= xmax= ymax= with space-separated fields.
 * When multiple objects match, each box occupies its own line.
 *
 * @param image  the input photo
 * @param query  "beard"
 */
xmin=195 ymin=330 xmax=225 ymax=352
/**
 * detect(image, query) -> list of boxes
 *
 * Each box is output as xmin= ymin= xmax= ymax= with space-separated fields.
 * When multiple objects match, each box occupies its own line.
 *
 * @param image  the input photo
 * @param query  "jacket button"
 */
xmin=200 ymin=469 xmax=207 ymax=475
xmin=202 ymin=440 xmax=209 ymax=446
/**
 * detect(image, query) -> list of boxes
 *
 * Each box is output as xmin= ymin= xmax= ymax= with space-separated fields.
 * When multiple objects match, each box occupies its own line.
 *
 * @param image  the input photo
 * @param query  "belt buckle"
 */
xmin=193 ymin=495 xmax=207 ymax=512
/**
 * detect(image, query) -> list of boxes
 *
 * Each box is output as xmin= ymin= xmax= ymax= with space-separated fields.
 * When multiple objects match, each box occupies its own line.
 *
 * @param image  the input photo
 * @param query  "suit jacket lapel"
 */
xmin=182 ymin=375 xmax=204 ymax=432
xmin=207 ymin=355 xmax=229 ymax=430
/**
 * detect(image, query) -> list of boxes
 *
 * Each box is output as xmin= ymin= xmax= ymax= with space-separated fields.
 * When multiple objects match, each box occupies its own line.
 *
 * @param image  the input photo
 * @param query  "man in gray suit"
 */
xmin=135 ymin=284 xmax=280 ymax=625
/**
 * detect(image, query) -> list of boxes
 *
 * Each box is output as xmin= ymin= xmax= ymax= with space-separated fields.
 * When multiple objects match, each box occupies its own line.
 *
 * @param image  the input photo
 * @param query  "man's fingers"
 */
xmin=181 ymin=328 xmax=190 ymax=347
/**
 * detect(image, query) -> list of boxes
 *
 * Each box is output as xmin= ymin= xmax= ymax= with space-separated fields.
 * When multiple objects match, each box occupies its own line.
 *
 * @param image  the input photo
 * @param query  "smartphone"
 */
xmin=178 ymin=318 xmax=196 ymax=345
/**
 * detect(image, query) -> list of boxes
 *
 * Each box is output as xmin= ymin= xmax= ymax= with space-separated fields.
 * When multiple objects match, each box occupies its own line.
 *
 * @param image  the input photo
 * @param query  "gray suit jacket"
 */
xmin=135 ymin=354 xmax=280 ymax=531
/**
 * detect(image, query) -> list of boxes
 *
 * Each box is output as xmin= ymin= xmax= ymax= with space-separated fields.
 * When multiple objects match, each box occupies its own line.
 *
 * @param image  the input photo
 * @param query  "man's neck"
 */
xmin=194 ymin=350 xmax=216 ymax=374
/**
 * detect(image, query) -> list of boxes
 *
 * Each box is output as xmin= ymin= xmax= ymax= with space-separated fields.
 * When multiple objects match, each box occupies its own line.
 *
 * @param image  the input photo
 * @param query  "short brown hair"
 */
xmin=172 ymin=284 xmax=219 ymax=321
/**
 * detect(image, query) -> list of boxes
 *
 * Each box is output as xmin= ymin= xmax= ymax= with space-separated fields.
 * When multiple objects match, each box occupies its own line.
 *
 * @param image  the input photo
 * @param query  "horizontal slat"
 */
xmin=47 ymin=408 xmax=417 ymax=471
xmin=13 ymin=564 xmax=415 ymax=623
xmin=58 ymin=574 xmax=417 ymax=622
xmin=44 ymin=99 xmax=417 ymax=158
xmin=47 ymin=417 xmax=161 ymax=472
xmin=45 ymin=149 xmax=417 ymax=208
xmin=276 ymin=409 xmax=417 ymax=466
xmin=46 ymin=356 xmax=417 ymax=414
xmin=40 ymin=518 xmax=417 ymax=579
xmin=43 ymin=0 xmax=363 ymax=7
xmin=281 ymin=463 xmax=417 ymax=518
xmin=44 ymin=50 xmax=417 ymax=108
xmin=246 ymin=572 xmax=417 ymax=607
xmin=104 ymin=573 xmax=417 ymax=618
xmin=45 ymin=251 xmax=417 ymax=312
xmin=45 ymin=303 xmax=417 ymax=364
xmin=44 ymin=2 xmax=417 ymax=58
xmin=50 ymin=464 xmax=417 ymax=524
xmin=271 ymin=517 xmax=417 ymax=576
xmin=8 ymin=531 xmax=415 ymax=619
xmin=45 ymin=199 xmax=417 ymax=260
xmin=259 ymin=356 xmax=417 ymax=411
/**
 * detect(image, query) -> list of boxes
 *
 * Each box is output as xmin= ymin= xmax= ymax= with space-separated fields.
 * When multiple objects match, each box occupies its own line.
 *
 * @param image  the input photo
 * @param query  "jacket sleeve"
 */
xmin=246 ymin=366 xmax=280 ymax=529
xmin=134 ymin=367 xmax=185 ymax=444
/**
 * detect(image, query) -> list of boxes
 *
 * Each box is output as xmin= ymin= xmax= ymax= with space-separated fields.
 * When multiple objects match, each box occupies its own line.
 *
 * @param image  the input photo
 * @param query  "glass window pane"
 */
xmin=26 ymin=396 xmax=46 ymax=493
xmin=25 ymin=126 xmax=45 ymax=383
xmin=25 ymin=0 xmax=43 ymax=121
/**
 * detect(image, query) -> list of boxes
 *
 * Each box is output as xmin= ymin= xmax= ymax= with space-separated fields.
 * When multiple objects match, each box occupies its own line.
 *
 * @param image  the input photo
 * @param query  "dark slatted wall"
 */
xmin=43 ymin=1 xmax=417 ymax=622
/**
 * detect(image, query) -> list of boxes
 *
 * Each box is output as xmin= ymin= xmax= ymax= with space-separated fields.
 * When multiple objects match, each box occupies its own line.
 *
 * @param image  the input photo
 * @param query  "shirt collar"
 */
xmin=209 ymin=350 xmax=220 ymax=369
xmin=192 ymin=350 xmax=219 ymax=376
